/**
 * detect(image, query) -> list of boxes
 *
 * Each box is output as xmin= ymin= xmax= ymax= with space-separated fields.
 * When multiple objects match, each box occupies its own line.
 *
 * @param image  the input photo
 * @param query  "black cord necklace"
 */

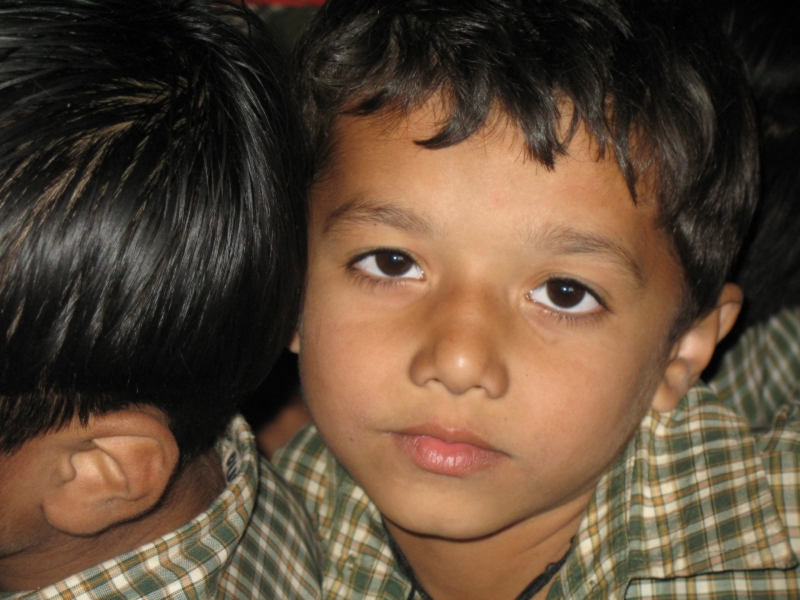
xmin=384 ymin=526 xmax=573 ymax=600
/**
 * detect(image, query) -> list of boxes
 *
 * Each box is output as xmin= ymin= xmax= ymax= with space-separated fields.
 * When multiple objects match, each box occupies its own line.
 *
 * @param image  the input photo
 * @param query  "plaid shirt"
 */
xmin=710 ymin=307 xmax=800 ymax=430
xmin=4 ymin=415 xmax=322 ymax=600
xmin=274 ymin=311 xmax=800 ymax=600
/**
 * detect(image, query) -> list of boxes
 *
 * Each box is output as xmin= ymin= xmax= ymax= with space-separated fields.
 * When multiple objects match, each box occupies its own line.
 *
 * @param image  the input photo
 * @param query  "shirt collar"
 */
xmin=559 ymin=385 xmax=797 ymax=600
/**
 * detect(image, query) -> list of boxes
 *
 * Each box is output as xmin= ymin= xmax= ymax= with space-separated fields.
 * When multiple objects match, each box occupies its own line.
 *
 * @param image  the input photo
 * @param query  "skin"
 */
xmin=292 ymin=105 xmax=738 ymax=600
xmin=0 ymin=408 xmax=225 ymax=592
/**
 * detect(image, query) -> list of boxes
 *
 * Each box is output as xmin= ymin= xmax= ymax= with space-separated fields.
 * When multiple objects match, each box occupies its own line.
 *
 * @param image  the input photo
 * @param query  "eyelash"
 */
xmin=346 ymin=248 xmax=423 ymax=288
xmin=528 ymin=278 xmax=608 ymax=325
xmin=538 ymin=305 xmax=605 ymax=326
xmin=346 ymin=251 xmax=608 ymax=325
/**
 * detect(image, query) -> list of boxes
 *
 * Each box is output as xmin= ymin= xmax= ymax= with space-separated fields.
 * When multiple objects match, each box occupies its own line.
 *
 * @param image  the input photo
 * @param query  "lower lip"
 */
xmin=392 ymin=434 xmax=505 ymax=477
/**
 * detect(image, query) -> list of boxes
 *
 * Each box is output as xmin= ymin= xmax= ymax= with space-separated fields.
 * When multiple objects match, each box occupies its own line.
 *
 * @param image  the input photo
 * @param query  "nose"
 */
xmin=409 ymin=287 xmax=510 ymax=398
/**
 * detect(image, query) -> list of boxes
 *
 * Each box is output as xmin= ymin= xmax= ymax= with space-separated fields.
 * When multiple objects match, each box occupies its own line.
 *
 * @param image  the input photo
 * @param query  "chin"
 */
xmin=382 ymin=499 xmax=511 ymax=542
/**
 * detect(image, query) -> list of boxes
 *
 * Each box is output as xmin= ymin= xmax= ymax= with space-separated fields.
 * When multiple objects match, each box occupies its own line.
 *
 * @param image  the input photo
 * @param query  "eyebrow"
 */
xmin=528 ymin=226 xmax=644 ymax=285
xmin=323 ymin=197 xmax=436 ymax=237
xmin=322 ymin=197 xmax=644 ymax=285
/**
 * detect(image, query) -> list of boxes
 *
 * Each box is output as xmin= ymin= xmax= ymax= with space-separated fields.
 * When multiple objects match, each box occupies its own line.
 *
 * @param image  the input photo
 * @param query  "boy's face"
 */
xmin=293 ymin=106 xmax=685 ymax=541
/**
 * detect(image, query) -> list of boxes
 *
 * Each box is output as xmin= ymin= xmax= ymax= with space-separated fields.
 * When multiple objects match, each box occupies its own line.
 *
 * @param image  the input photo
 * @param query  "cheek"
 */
xmin=296 ymin=300 xmax=406 ymax=479
xmin=297 ymin=295 xmax=397 ymax=433
xmin=586 ymin=356 xmax=662 ymax=446
xmin=512 ymin=329 xmax=665 ymax=465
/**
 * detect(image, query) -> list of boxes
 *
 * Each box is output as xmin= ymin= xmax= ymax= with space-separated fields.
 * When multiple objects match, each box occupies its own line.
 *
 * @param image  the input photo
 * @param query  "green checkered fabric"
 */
xmin=274 ymin=311 xmax=800 ymax=600
xmin=711 ymin=307 xmax=800 ymax=430
xmin=4 ymin=415 xmax=322 ymax=600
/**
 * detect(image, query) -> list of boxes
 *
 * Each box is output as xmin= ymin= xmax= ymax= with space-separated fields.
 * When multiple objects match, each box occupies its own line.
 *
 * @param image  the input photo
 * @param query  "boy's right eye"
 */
xmin=352 ymin=250 xmax=424 ymax=280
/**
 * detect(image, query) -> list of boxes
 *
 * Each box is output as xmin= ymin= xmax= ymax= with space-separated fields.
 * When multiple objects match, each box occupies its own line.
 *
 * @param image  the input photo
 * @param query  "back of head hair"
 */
xmin=0 ymin=0 xmax=307 ymax=457
xmin=297 ymin=0 xmax=757 ymax=333
xmin=714 ymin=0 xmax=800 ymax=327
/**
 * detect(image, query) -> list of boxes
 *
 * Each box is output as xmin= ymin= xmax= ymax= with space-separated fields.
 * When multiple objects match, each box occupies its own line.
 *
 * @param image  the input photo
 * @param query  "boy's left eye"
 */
xmin=528 ymin=279 xmax=601 ymax=314
xmin=353 ymin=250 xmax=424 ymax=280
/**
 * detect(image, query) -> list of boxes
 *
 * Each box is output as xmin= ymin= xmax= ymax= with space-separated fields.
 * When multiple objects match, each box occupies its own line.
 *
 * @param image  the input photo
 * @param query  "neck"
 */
xmin=0 ymin=447 xmax=226 ymax=592
xmin=384 ymin=494 xmax=587 ymax=600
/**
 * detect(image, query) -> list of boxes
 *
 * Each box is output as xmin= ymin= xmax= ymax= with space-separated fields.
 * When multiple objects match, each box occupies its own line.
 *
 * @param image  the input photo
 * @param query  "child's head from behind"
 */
xmin=0 ymin=0 xmax=304 ymax=567
xmin=291 ymin=0 xmax=755 ymax=547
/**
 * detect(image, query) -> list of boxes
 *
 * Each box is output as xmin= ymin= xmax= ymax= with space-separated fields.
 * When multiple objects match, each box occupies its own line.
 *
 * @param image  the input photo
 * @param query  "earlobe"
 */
xmin=651 ymin=283 xmax=743 ymax=413
xmin=42 ymin=410 xmax=179 ymax=536
xmin=289 ymin=329 xmax=301 ymax=354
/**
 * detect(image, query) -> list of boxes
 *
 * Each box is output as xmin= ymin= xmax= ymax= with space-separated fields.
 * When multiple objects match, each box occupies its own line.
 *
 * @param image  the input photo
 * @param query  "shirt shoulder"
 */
xmin=711 ymin=306 xmax=800 ymax=428
xmin=557 ymin=387 xmax=800 ymax=600
xmin=630 ymin=389 xmax=800 ymax=599
xmin=752 ymin=394 xmax=800 ymax=559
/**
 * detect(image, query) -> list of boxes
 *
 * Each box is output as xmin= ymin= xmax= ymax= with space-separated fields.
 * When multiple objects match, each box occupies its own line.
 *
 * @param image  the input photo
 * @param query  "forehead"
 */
xmin=317 ymin=106 xmax=642 ymax=214
xmin=312 ymin=107 xmax=678 ymax=273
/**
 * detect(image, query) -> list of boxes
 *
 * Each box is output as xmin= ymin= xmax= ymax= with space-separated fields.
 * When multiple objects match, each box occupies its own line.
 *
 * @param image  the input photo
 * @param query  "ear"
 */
xmin=289 ymin=329 xmax=301 ymax=354
xmin=42 ymin=410 xmax=179 ymax=536
xmin=651 ymin=283 xmax=743 ymax=413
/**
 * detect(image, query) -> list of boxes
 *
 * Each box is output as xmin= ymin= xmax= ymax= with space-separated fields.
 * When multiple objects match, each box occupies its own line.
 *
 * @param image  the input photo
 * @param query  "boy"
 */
xmin=0 ymin=1 xmax=320 ymax=598
xmin=273 ymin=0 xmax=800 ymax=598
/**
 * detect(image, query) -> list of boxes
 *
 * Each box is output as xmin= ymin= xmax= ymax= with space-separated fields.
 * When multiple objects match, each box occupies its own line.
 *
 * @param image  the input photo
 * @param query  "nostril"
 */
xmin=409 ymin=331 xmax=509 ymax=398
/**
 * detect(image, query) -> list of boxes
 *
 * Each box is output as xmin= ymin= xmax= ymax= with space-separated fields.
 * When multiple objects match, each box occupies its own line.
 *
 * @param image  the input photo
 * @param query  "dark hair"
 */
xmin=296 ymin=0 xmax=757 ymax=332
xmin=715 ymin=0 xmax=800 ymax=328
xmin=0 ymin=0 xmax=307 ymax=458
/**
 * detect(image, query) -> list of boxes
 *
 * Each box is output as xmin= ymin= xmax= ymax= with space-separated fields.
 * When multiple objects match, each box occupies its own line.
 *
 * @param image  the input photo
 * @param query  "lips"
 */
xmin=391 ymin=427 xmax=506 ymax=477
